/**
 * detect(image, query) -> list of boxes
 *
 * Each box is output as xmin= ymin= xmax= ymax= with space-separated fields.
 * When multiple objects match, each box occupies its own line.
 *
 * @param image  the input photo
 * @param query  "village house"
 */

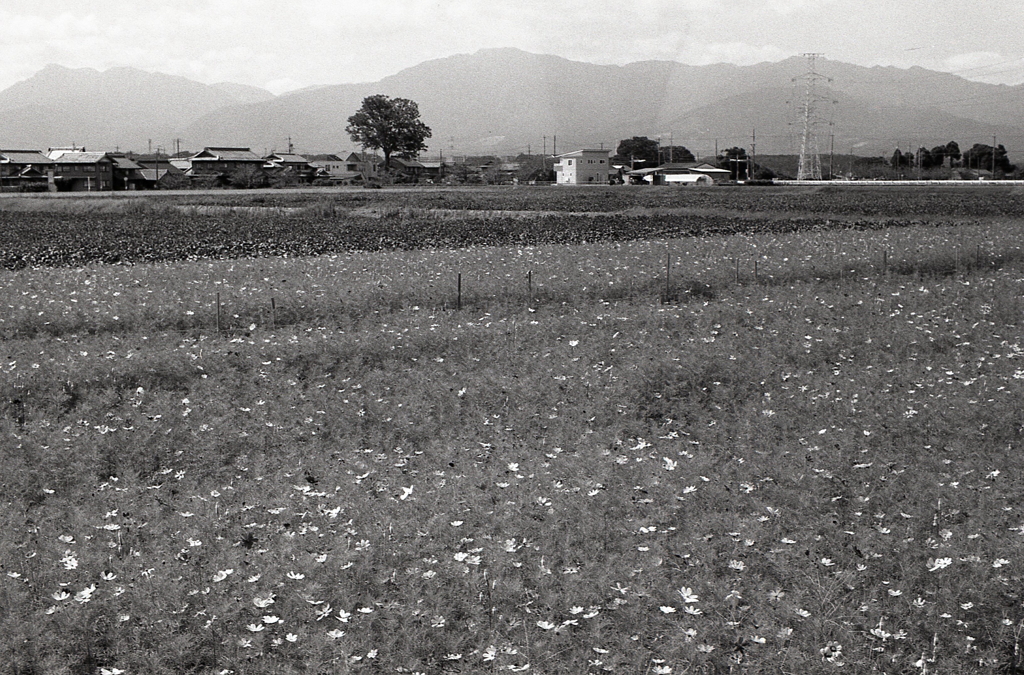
xmin=264 ymin=152 xmax=316 ymax=184
xmin=133 ymin=154 xmax=187 ymax=189
xmin=554 ymin=149 xmax=612 ymax=184
xmin=303 ymin=153 xmax=371 ymax=184
xmin=183 ymin=147 xmax=265 ymax=183
xmin=389 ymin=157 xmax=425 ymax=182
xmin=47 ymin=149 xmax=115 ymax=191
xmin=0 ymin=150 xmax=53 ymax=191
xmin=343 ymin=152 xmax=382 ymax=178
xmin=108 ymin=154 xmax=147 ymax=190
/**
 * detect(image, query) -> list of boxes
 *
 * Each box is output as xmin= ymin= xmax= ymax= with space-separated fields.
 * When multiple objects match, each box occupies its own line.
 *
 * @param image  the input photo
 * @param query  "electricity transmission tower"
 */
xmin=792 ymin=53 xmax=835 ymax=180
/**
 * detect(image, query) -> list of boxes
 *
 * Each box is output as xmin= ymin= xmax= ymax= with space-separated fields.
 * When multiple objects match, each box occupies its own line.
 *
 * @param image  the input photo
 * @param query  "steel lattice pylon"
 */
xmin=793 ymin=53 xmax=833 ymax=181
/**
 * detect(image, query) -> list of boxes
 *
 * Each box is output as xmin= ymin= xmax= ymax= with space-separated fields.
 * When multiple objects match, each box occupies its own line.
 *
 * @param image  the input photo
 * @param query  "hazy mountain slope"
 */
xmin=0 ymin=64 xmax=275 ymax=151
xmin=659 ymin=86 xmax=1024 ymax=157
xmin=3 ymin=50 xmax=1023 ymax=157
xmin=185 ymin=49 xmax=1024 ymax=156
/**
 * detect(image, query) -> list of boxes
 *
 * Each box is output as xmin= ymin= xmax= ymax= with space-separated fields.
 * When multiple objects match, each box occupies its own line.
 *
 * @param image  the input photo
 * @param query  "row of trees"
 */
xmin=891 ymin=142 xmax=1015 ymax=175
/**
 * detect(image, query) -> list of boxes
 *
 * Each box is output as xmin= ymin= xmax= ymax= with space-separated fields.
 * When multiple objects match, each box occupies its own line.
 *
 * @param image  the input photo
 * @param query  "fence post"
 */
xmin=271 ymin=296 xmax=276 ymax=329
xmin=528 ymin=270 xmax=532 ymax=299
xmin=734 ymin=257 xmax=740 ymax=283
xmin=215 ymin=292 xmax=221 ymax=333
xmin=882 ymin=250 xmax=888 ymax=276
xmin=665 ymin=244 xmax=671 ymax=300
xmin=457 ymin=273 xmax=462 ymax=311
xmin=754 ymin=260 xmax=759 ymax=283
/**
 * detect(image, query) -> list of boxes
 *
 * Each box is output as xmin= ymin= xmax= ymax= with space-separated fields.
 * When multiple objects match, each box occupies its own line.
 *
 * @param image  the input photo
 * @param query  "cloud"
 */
xmin=943 ymin=51 xmax=1005 ymax=73
xmin=0 ymin=1 xmax=1021 ymax=93
xmin=677 ymin=42 xmax=792 ymax=67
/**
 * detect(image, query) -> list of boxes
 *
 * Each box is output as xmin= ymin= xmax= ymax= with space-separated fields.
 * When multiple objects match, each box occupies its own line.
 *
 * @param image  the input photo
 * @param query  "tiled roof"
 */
xmin=193 ymin=147 xmax=263 ymax=162
xmin=48 ymin=151 xmax=111 ymax=163
xmin=110 ymin=156 xmax=142 ymax=170
xmin=266 ymin=153 xmax=310 ymax=164
xmin=0 ymin=150 xmax=53 ymax=164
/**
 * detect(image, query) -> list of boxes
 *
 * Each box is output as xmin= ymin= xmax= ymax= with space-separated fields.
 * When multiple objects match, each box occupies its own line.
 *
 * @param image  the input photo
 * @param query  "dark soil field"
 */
xmin=2 ymin=185 xmax=1023 ymax=269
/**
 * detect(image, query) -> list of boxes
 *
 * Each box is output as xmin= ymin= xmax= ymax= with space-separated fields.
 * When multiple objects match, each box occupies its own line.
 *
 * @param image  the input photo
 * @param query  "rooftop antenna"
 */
xmin=792 ymin=53 xmax=834 ymax=180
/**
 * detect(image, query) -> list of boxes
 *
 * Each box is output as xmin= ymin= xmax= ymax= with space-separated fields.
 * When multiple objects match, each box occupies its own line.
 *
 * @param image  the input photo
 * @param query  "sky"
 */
xmin=1 ymin=0 xmax=1023 ymax=95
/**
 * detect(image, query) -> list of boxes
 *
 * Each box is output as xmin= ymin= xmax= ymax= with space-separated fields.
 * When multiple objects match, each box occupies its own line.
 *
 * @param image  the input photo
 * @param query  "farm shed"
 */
xmin=664 ymin=173 xmax=713 ymax=186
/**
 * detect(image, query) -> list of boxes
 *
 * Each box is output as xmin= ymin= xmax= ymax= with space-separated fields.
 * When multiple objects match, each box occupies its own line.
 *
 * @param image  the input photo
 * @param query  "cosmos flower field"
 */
xmin=2 ymin=187 xmax=1024 ymax=674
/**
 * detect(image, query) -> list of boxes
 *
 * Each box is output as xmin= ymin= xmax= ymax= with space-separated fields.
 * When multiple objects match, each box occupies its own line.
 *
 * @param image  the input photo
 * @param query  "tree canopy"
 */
xmin=717 ymin=147 xmax=749 ymax=180
xmin=614 ymin=137 xmax=659 ymax=167
xmin=346 ymin=94 xmax=432 ymax=171
xmin=659 ymin=145 xmax=696 ymax=164
xmin=961 ymin=143 xmax=1015 ymax=175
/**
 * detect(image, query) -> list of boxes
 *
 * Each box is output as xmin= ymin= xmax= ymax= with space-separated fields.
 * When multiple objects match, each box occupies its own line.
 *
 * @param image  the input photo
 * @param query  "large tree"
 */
xmin=614 ymin=137 xmax=659 ymax=168
xmin=346 ymin=94 xmax=432 ymax=171
xmin=961 ymin=143 xmax=1014 ymax=175
xmin=717 ymin=147 xmax=749 ymax=180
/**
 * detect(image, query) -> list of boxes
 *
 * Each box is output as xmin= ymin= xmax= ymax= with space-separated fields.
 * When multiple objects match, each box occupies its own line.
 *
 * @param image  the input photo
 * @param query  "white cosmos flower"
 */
xmin=246 ymin=624 xmax=265 ymax=632
xmin=678 ymin=587 xmax=699 ymax=603
xmin=212 ymin=569 xmax=233 ymax=582
xmin=253 ymin=595 xmax=275 ymax=608
xmin=74 ymin=585 xmax=96 ymax=603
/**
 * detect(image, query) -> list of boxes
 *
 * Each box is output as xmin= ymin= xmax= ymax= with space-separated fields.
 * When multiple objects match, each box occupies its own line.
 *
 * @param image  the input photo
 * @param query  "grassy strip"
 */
xmin=2 ymin=218 xmax=1021 ymax=340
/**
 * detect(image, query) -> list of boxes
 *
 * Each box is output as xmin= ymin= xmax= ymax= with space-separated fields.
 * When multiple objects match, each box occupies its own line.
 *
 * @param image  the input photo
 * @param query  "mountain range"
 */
xmin=1 ymin=48 xmax=1022 ymax=158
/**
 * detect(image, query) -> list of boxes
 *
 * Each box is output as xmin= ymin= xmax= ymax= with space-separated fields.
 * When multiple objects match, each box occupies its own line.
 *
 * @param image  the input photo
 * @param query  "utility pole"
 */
xmin=751 ymin=128 xmax=756 ymax=177
xmin=829 ymin=133 xmax=834 ymax=180
xmin=993 ymin=135 xmax=997 ymax=175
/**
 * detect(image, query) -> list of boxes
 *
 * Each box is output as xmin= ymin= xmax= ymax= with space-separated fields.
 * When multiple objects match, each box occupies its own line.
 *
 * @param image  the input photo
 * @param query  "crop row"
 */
xmin=93 ymin=184 xmax=1024 ymax=217
xmin=0 ymin=208 xmax=946 ymax=270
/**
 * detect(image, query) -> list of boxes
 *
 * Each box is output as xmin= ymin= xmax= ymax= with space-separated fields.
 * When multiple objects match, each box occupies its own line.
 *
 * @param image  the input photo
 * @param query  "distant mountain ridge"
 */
xmin=0 ymin=64 xmax=276 ymax=151
xmin=1 ymin=50 xmax=1022 ymax=157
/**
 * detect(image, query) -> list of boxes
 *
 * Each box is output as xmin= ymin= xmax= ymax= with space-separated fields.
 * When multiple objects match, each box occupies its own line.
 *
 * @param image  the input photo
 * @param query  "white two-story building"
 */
xmin=554 ymin=149 xmax=611 ymax=185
